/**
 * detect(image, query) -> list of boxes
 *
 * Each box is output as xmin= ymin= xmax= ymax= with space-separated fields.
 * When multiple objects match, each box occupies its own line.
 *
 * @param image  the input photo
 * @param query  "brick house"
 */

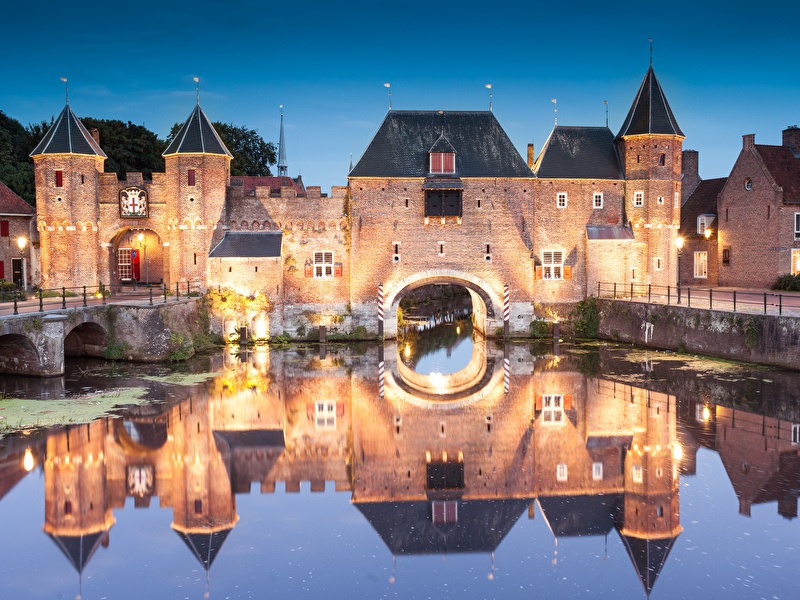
xmin=678 ymin=176 xmax=726 ymax=286
xmin=716 ymin=127 xmax=800 ymax=288
xmin=0 ymin=179 xmax=34 ymax=288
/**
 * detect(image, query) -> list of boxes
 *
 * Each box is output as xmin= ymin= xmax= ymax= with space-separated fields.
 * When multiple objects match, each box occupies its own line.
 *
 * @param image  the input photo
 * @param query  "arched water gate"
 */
xmin=382 ymin=270 xmax=504 ymax=339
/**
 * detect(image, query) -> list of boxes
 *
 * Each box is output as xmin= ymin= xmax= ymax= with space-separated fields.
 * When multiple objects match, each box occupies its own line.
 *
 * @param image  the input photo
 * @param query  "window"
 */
xmin=744 ymin=178 xmax=753 ymax=191
xmin=632 ymin=465 xmax=643 ymax=483
xmin=697 ymin=215 xmax=711 ymax=235
xmin=795 ymin=213 xmax=800 ymax=239
xmin=675 ymin=192 xmax=680 ymax=208
xmin=634 ymin=191 xmax=644 ymax=207
xmin=556 ymin=192 xmax=567 ymax=209
xmin=188 ymin=169 xmax=196 ymax=186
xmin=542 ymin=251 xmax=564 ymax=280
xmin=592 ymin=462 xmax=603 ymax=481
xmin=118 ymin=248 xmax=132 ymax=281
xmin=556 ymin=464 xmax=568 ymax=482
xmin=432 ymin=501 xmax=458 ymax=524
xmin=430 ymin=152 xmax=455 ymax=174
xmin=313 ymin=251 xmax=334 ymax=278
xmin=314 ymin=401 xmax=336 ymax=430
xmin=658 ymin=153 xmax=666 ymax=166
xmin=425 ymin=190 xmax=462 ymax=217
xmin=55 ymin=170 xmax=63 ymax=187
xmin=0 ymin=220 xmax=8 ymax=237
xmin=694 ymin=251 xmax=708 ymax=278
xmin=593 ymin=193 xmax=603 ymax=209
xmin=542 ymin=394 xmax=564 ymax=424
xmin=654 ymin=257 xmax=663 ymax=271
xmin=657 ymin=196 xmax=664 ymax=205
xmin=792 ymin=424 xmax=800 ymax=444
xmin=792 ymin=249 xmax=800 ymax=276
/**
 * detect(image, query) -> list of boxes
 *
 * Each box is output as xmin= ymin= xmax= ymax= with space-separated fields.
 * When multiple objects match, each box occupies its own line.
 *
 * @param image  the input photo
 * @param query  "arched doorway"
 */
xmin=109 ymin=228 xmax=166 ymax=289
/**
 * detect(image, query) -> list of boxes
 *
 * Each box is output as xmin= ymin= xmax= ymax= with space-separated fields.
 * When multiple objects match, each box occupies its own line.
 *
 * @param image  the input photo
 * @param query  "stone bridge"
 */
xmin=0 ymin=300 xmax=205 ymax=376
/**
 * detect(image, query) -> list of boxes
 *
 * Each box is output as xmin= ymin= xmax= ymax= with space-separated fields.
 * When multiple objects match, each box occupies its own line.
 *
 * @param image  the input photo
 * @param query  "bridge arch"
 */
xmin=382 ymin=270 xmax=502 ymax=339
xmin=0 ymin=333 xmax=41 ymax=375
xmin=64 ymin=322 xmax=108 ymax=357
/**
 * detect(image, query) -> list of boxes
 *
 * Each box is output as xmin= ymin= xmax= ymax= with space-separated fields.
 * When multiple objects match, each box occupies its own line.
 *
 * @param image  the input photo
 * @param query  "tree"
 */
xmin=167 ymin=121 xmax=276 ymax=176
xmin=80 ymin=118 xmax=167 ymax=178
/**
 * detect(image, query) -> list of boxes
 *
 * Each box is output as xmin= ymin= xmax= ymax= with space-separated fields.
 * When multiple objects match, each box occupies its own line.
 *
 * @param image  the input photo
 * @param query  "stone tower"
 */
xmin=617 ymin=65 xmax=684 ymax=288
xmin=31 ymin=103 xmax=107 ymax=289
xmin=162 ymin=102 xmax=232 ymax=287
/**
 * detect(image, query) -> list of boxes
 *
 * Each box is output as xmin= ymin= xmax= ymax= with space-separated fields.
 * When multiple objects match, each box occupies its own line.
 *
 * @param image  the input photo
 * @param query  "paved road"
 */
xmin=0 ymin=289 xmax=186 ymax=317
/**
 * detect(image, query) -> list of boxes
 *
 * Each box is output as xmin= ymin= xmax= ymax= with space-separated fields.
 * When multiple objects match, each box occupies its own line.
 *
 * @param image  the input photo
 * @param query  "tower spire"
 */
xmin=277 ymin=105 xmax=288 ymax=177
xmin=649 ymin=38 xmax=653 ymax=66
xmin=194 ymin=77 xmax=200 ymax=104
xmin=60 ymin=77 xmax=68 ymax=104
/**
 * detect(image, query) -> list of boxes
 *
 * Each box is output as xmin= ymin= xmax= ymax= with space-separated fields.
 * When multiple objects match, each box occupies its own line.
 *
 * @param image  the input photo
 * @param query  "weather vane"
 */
xmin=485 ymin=84 xmax=493 ymax=112
xmin=194 ymin=76 xmax=200 ymax=104
xmin=384 ymin=82 xmax=392 ymax=110
xmin=60 ymin=77 xmax=68 ymax=104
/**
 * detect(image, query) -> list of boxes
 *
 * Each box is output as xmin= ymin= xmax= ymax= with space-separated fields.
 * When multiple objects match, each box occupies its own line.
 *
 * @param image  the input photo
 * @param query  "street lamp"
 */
xmin=16 ymin=236 xmax=27 ymax=290
xmin=675 ymin=236 xmax=684 ymax=304
xmin=137 ymin=232 xmax=148 ymax=285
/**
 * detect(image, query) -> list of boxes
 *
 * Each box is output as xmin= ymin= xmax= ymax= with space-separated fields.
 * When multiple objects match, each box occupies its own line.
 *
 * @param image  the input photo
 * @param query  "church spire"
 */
xmin=277 ymin=105 xmax=288 ymax=177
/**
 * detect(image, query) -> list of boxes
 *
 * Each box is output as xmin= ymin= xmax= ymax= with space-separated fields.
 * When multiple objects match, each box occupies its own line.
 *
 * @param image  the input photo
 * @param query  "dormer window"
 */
xmin=430 ymin=152 xmax=455 ymax=174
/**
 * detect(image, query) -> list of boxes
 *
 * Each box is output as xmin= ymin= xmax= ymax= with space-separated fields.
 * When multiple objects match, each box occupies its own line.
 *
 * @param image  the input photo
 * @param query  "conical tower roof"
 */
xmin=30 ymin=104 xmax=107 ymax=158
xmin=618 ymin=532 xmax=678 ymax=597
xmin=175 ymin=528 xmax=232 ymax=570
xmin=163 ymin=104 xmax=232 ymax=157
xmin=617 ymin=66 xmax=683 ymax=139
xmin=47 ymin=531 xmax=106 ymax=574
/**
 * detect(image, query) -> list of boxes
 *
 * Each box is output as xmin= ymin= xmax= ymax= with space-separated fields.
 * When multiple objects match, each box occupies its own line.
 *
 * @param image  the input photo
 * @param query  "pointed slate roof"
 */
xmin=429 ymin=132 xmax=456 ymax=154
xmin=349 ymin=111 xmax=532 ymax=178
xmin=175 ymin=528 xmax=232 ymax=570
xmin=535 ymin=126 xmax=623 ymax=179
xmin=47 ymin=531 xmax=106 ymax=574
xmin=163 ymin=104 xmax=233 ymax=157
xmin=617 ymin=66 xmax=684 ymax=139
xmin=277 ymin=108 xmax=288 ymax=176
xmin=29 ymin=104 xmax=107 ymax=158
xmin=0 ymin=180 xmax=34 ymax=215
xmin=618 ymin=533 xmax=678 ymax=596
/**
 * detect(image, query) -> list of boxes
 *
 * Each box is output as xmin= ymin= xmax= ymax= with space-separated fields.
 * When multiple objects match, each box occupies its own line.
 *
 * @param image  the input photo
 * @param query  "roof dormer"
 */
xmin=428 ymin=133 xmax=456 ymax=174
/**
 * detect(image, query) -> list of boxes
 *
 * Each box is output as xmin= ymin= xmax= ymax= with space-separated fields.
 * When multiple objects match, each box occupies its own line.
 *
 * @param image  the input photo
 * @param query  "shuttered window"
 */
xmin=314 ymin=251 xmax=334 ymax=278
xmin=430 ymin=152 xmax=455 ymax=174
xmin=425 ymin=190 xmax=462 ymax=217
xmin=542 ymin=251 xmax=563 ymax=280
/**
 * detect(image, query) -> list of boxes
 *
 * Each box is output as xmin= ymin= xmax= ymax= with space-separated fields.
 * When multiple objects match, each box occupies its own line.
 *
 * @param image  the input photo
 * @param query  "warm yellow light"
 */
xmin=23 ymin=447 xmax=35 ymax=472
xmin=137 ymin=232 xmax=144 ymax=243
xmin=704 ymin=228 xmax=712 ymax=239
xmin=672 ymin=444 xmax=683 ymax=461
xmin=404 ymin=343 xmax=411 ymax=358
xmin=702 ymin=406 xmax=711 ymax=421
xmin=17 ymin=236 xmax=27 ymax=252
xmin=456 ymin=326 xmax=460 ymax=335
xmin=675 ymin=236 xmax=684 ymax=250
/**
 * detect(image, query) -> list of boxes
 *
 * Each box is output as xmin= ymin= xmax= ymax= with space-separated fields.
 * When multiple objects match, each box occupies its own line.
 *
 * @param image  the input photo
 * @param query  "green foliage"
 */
xmin=167 ymin=332 xmax=194 ymax=362
xmin=168 ymin=121 xmax=276 ymax=176
xmin=80 ymin=117 xmax=167 ymax=178
xmin=743 ymin=318 xmax=759 ymax=350
xmin=529 ymin=319 xmax=551 ymax=339
xmin=0 ymin=110 xmax=37 ymax=203
xmin=269 ymin=334 xmax=291 ymax=345
xmin=771 ymin=274 xmax=800 ymax=291
xmin=572 ymin=297 xmax=600 ymax=339
xmin=103 ymin=341 xmax=131 ymax=361
xmin=296 ymin=324 xmax=307 ymax=338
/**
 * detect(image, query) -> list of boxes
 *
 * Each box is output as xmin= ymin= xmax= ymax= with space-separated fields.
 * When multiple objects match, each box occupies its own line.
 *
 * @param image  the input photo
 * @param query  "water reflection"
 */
xmin=0 ymin=343 xmax=799 ymax=598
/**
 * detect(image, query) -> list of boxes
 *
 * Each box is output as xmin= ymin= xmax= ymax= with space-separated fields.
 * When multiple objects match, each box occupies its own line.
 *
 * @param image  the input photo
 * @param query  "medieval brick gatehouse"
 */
xmin=30 ymin=64 xmax=685 ymax=337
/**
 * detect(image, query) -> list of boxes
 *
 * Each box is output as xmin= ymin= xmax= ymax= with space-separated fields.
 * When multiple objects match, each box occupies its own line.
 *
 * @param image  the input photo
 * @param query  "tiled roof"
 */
xmin=29 ymin=104 xmax=107 ymax=158
xmin=535 ymin=126 xmax=623 ymax=179
xmin=230 ymin=175 xmax=306 ymax=196
xmin=538 ymin=494 xmax=623 ymax=537
xmin=349 ymin=110 xmax=532 ymax=179
xmin=680 ymin=177 xmax=726 ymax=235
xmin=163 ymin=104 xmax=232 ymax=157
xmin=0 ymin=180 xmax=34 ymax=215
xmin=617 ymin=66 xmax=684 ymax=138
xmin=208 ymin=231 xmax=282 ymax=258
xmin=755 ymin=144 xmax=800 ymax=203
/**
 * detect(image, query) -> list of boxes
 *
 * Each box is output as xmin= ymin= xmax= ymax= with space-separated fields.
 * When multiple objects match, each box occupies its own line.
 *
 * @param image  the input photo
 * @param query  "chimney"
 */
xmin=527 ymin=143 xmax=535 ymax=169
xmin=742 ymin=134 xmax=755 ymax=150
xmin=682 ymin=150 xmax=699 ymax=178
xmin=782 ymin=125 xmax=800 ymax=156
xmin=91 ymin=128 xmax=100 ymax=146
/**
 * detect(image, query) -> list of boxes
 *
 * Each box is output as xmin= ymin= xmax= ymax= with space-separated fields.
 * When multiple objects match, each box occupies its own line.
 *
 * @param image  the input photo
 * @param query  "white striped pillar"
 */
xmin=503 ymin=284 xmax=510 ymax=338
xmin=377 ymin=283 xmax=384 ymax=338
xmin=378 ymin=343 xmax=385 ymax=398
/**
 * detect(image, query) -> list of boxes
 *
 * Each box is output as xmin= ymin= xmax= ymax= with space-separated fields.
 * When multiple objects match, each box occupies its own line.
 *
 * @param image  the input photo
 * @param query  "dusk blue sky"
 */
xmin=2 ymin=0 xmax=798 ymax=193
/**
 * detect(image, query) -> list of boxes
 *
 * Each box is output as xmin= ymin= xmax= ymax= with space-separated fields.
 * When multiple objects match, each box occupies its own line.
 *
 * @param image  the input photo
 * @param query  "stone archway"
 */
xmin=382 ymin=270 xmax=503 ymax=339
xmin=108 ymin=227 xmax=167 ymax=290
xmin=64 ymin=322 xmax=108 ymax=357
xmin=0 ymin=334 xmax=41 ymax=375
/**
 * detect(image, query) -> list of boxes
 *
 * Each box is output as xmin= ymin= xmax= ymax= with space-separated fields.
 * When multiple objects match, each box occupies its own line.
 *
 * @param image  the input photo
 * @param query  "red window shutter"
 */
xmin=535 ymin=266 xmax=543 ymax=280
xmin=55 ymin=170 xmax=63 ymax=187
xmin=442 ymin=153 xmax=455 ymax=173
xmin=307 ymin=403 xmax=314 ymax=419
xmin=564 ymin=394 xmax=573 ymax=410
xmin=334 ymin=263 xmax=343 ymax=277
xmin=0 ymin=221 xmax=8 ymax=237
xmin=0 ymin=261 xmax=4 ymax=279
xmin=336 ymin=403 xmax=344 ymax=417
xmin=304 ymin=263 xmax=313 ymax=277
xmin=563 ymin=265 xmax=573 ymax=280
xmin=430 ymin=153 xmax=443 ymax=173
xmin=188 ymin=169 xmax=196 ymax=186
xmin=535 ymin=394 xmax=543 ymax=410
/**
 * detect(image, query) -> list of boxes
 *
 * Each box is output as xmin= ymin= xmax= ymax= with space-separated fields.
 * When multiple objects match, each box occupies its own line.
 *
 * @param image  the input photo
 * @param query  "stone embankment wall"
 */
xmin=595 ymin=300 xmax=800 ymax=370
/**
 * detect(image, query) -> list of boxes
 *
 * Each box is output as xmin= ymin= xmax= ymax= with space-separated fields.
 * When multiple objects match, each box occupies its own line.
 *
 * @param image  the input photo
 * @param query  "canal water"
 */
xmin=1 ymin=329 xmax=799 ymax=600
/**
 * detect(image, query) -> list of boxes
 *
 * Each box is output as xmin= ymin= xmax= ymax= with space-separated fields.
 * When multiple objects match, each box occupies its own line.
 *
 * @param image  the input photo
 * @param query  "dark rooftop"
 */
xmin=755 ymin=144 xmax=800 ymax=203
xmin=617 ymin=66 xmax=684 ymax=139
xmin=0 ymin=180 xmax=34 ymax=215
xmin=163 ymin=104 xmax=232 ymax=157
xmin=535 ymin=126 xmax=623 ymax=179
xmin=349 ymin=110 xmax=532 ymax=179
xmin=208 ymin=231 xmax=282 ymax=258
xmin=680 ymin=177 xmax=726 ymax=235
xmin=29 ymin=104 xmax=107 ymax=158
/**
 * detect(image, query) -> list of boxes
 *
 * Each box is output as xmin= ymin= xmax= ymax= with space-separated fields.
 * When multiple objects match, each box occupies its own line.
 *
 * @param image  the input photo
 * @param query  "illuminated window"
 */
xmin=694 ymin=251 xmax=708 ymax=278
xmin=314 ymin=401 xmax=336 ymax=430
xmin=556 ymin=463 xmax=568 ymax=482
xmin=697 ymin=215 xmax=714 ymax=235
xmin=556 ymin=192 xmax=567 ymax=209
xmin=634 ymin=191 xmax=644 ymax=207
xmin=542 ymin=251 xmax=564 ymax=280
xmin=118 ymin=248 xmax=132 ymax=281
xmin=723 ymin=246 xmax=731 ymax=266
xmin=313 ymin=251 xmax=334 ymax=278
xmin=542 ymin=394 xmax=564 ymax=424
xmin=792 ymin=249 xmax=800 ymax=276
xmin=592 ymin=462 xmax=603 ymax=481
xmin=632 ymin=465 xmax=643 ymax=483
xmin=430 ymin=152 xmax=455 ymax=174
xmin=593 ymin=193 xmax=603 ymax=209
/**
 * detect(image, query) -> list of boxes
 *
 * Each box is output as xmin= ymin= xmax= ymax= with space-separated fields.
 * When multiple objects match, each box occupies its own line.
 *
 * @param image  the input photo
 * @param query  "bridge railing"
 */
xmin=0 ymin=281 xmax=204 ymax=316
xmin=596 ymin=281 xmax=795 ymax=317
